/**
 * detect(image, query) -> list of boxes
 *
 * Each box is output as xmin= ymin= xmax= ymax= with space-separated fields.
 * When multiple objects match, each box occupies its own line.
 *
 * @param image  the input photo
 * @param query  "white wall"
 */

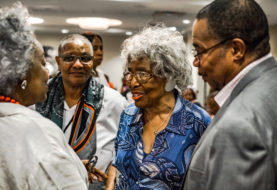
xmin=36 ymin=33 xmax=127 ymax=90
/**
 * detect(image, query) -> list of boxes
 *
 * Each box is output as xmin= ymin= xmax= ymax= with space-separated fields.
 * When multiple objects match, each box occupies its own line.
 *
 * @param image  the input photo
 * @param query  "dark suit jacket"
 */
xmin=183 ymin=56 xmax=277 ymax=190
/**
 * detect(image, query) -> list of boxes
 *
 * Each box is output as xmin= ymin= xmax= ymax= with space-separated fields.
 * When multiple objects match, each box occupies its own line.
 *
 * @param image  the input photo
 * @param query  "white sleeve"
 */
xmin=95 ymin=86 xmax=128 ymax=171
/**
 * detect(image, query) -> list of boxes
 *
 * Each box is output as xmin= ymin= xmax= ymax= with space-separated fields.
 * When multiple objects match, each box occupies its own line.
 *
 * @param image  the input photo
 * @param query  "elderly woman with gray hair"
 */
xmin=105 ymin=26 xmax=211 ymax=190
xmin=0 ymin=3 xmax=88 ymax=189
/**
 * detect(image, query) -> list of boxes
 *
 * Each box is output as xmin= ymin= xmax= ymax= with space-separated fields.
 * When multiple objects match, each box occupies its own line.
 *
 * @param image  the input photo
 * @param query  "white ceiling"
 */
xmin=1 ymin=0 xmax=277 ymax=36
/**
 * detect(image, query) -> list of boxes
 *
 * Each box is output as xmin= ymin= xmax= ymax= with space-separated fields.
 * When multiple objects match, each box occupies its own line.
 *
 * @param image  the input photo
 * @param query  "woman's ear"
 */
xmin=230 ymin=38 xmax=246 ymax=62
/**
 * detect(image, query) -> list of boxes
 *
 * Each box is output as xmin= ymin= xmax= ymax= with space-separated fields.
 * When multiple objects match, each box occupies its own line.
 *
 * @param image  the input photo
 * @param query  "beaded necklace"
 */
xmin=0 ymin=95 xmax=20 ymax=104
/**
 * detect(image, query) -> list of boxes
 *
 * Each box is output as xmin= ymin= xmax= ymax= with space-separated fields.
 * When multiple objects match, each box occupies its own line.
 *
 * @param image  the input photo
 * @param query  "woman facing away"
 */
xmin=105 ymin=25 xmax=211 ymax=190
xmin=0 ymin=3 xmax=90 ymax=189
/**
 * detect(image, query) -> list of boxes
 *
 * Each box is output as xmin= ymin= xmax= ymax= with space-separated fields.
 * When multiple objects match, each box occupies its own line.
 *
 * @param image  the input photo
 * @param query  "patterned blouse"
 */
xmin=112 ymin=94 xmax=211 ymax=190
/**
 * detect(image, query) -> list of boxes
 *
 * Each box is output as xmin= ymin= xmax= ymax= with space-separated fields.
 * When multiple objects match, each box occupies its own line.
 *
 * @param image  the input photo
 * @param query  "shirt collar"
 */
xmin=131 ymin=94 xmax=183 ymax=135
xmin=215 ymin=53 xmax=273 ymax=107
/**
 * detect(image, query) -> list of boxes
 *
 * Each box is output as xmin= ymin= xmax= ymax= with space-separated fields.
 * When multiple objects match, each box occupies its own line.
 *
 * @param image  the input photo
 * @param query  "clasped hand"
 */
xmin=82 ymin=160 xmax=108 ymax=183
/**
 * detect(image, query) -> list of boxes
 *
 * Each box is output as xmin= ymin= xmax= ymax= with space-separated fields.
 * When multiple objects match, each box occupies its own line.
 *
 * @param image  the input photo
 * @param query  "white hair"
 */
xmin=57 ymin=34 xmax=93 ymax=56
xmin=0 ymin=2 xmax=35 ymax=95
xmin=121 ymin=25 xmax=192 ymax=91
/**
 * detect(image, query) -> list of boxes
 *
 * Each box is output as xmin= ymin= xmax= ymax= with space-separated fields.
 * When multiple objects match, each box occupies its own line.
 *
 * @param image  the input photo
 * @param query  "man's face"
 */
xmin=56 ymin=39 xmax=93 ymax=88
xmin=192 ymin=18 xmax=236 ymax=90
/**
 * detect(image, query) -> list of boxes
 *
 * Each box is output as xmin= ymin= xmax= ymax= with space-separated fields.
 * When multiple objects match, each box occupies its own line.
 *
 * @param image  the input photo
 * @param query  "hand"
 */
xmin=105 ymin=165 xmax=117 ymax=190
xmin=82 ymin=160 xmax=108 ymax=183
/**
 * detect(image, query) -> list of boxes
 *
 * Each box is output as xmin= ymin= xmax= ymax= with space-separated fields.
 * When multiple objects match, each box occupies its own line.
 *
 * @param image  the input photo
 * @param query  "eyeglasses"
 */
xmin=123 ymin=71 xmax=153 ymax=84
xmin=191 ymin=39 xmax=229 ymax=59
xmin=60 ymin=55 xmax=93 ymax=64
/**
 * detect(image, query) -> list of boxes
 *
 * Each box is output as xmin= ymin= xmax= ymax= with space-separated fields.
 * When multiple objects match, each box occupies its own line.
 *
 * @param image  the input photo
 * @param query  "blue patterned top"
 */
xmin=113 ymin=94 xmax=211 ymax=190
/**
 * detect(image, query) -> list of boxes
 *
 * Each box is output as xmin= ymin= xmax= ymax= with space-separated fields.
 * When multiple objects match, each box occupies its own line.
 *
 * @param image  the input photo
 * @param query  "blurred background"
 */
xmin=1 ymin=0 xmax=277 ymax=105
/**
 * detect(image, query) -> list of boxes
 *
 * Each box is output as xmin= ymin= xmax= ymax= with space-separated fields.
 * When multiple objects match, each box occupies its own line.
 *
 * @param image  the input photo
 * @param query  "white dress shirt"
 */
xmin=215 ymin=53 xmax=272 ymax=107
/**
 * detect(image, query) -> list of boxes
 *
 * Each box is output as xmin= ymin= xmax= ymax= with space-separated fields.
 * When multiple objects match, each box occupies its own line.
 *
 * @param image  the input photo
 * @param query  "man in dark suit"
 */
xmin=183 ymin=0 xmax=277 ymax=189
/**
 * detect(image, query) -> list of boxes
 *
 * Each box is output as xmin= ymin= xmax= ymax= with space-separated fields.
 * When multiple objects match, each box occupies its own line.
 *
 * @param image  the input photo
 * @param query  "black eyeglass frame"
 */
xmin=59 ymin=54 xmax=93 ymax=64
xmin=192 ymin=39 xmax=230 ymax=59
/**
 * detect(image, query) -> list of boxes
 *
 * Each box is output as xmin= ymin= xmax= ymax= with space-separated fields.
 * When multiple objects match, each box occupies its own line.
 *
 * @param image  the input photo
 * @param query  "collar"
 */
xmin=215 ymin=53 xmax=273 ymax=107
xmin=128 ymin=94 xmax=185 ymax=135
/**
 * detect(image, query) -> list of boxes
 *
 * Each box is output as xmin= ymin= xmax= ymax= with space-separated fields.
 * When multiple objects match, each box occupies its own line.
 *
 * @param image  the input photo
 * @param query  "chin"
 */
xmin=70 ymin=79 xmax=89 ymax=87
xmin=134 ymin=101 xmax=143 ymax=108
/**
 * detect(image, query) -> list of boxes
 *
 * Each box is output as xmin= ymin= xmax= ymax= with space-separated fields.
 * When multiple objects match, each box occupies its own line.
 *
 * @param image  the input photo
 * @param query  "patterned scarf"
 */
xmin=36 ymin=73 xmax=104 ymax=159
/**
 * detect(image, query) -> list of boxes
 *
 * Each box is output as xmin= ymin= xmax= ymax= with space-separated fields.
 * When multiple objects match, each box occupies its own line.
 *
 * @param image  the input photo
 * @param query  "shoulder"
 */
xmin=168 ymin=96 xmax=210 ymax=136
xmin=123 ymin=103 xmax=139 ymax=116
xmin=103 ymin=86 xmax=128 ymax=107
xmin=118 ymin=103 xmax=140 ymax=130
xmin=11 ymin=105 xmax=67 ymax=146
xmin=104 ymin=86 xmax=126 ymax=101
xmin=179 ymin=96 xmax=211 ymax=125
xmin=0 ymin=104 xmax=67 ymax=158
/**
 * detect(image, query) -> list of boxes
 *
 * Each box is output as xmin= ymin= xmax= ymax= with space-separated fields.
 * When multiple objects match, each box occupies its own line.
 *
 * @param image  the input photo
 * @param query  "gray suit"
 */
xmin=183 ymin=56 xmax=277 ymax=190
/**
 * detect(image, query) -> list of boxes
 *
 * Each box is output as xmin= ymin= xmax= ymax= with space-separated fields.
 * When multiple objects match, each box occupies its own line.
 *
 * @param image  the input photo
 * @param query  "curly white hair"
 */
xmin=121 ymin=25 xmax=192 ymax=91
xmin=0 ymin=2 xmax=35 ymax=95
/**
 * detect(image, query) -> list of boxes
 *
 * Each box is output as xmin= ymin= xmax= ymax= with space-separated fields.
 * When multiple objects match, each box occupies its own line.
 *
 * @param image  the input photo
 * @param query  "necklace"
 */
xmin=147 ymin=106 xmax=174 ymax=136
xmin=0 ymin=95 xmax=20 ymax=104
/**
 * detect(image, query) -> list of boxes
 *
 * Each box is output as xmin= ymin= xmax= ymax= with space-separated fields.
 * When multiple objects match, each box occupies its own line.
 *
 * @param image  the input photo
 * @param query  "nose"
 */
xmin=193 ymin=57 xmax=200 ymax=67
xmin=72 ymin=58 xmax=83 ymax=68
xmin=129 ymin=76 xmax=140 ymax=89
xmin=95 ymin=47 xmax=103 ymax=56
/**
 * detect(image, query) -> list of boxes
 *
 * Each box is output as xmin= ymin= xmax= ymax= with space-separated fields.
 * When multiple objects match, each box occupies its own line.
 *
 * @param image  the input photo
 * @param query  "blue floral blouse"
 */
xmin=112 ymin=94 xmax=211 ymax=190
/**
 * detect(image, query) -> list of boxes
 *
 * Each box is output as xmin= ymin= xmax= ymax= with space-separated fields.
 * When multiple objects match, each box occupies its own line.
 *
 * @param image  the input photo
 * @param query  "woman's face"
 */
xmin=127 ymin=58 xmax=167 ymax=108
xmin=183 ymin=89 xmax=195 ymax=101
xmin=92 ymin=36 xmax=103 ymax=68
xmin=56 ymin=40 xmax=93 ymax=88
xmin=24 ymin=46 xmax=49 ymax=105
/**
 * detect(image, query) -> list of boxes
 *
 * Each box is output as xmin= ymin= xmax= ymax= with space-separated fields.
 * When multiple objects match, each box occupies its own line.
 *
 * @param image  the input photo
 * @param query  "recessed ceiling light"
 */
xmin=182 ymin=19 xmax=191 ymax=24
xmin=27 ymin=17 xmax=44 ymax=25
xmin=61 ymin=29 xmax=69 ymax=34
xmin=107 ymin=28 xmax=125 ymax=33
xmin=66 ymin=17 xmax=122 ymax=30
xmin=125 ymin=31 xmax=133 ymax=36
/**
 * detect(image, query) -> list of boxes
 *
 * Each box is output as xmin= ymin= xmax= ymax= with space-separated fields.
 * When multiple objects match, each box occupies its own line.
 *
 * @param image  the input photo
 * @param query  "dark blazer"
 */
xmin=183 ymin=56 xmax=277 ymax=190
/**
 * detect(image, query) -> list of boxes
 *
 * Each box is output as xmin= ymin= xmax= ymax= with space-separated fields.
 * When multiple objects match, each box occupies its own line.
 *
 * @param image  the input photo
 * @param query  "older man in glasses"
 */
xmin=183 ymin=0 xmax=277 ymax=190
xmin=36 ymin=34 xmax=127 ymax=189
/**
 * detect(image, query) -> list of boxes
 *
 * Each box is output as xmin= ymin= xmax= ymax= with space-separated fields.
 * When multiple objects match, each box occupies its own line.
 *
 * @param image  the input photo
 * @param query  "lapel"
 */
xmin=191 ymin=56 xmax=277 ymax=159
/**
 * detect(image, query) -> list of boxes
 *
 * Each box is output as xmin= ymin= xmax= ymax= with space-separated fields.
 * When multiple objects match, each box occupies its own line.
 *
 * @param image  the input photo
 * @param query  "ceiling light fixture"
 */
xmin=61 ymin=29 xmax=69 ymax=34
xmin=107 ymin=28 xmax=125 ymax=33
xmin=125 ymin=31 xmax=133 ymax=36
xmin=27 ymin=17 xmax=44 ymax=25
xmin=182 ymin=19 xmax=191 ymax=24
xmin=66 ymin=17 xmax=122 ymax=30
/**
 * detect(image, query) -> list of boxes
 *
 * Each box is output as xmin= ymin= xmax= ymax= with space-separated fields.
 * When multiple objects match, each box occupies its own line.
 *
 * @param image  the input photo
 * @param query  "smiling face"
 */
xmin=127 ymin=57 xmax=167 ymax=108
xmin=92 ymin=36 xmax=103 ymax=68
xmin=56 ymin=39 xmax=93 ymax=88
xmin=192 ymin=18 xmax=236 ymax=90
